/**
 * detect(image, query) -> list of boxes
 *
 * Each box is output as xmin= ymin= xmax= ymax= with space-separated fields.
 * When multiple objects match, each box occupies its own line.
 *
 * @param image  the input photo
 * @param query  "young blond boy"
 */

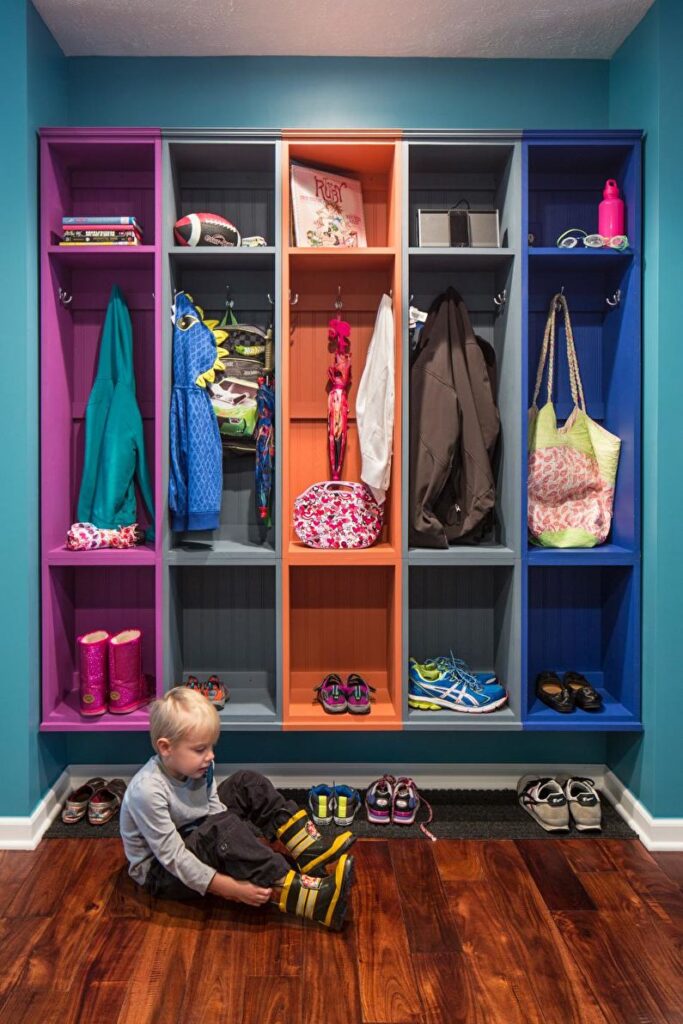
xmin=120 ymin=687 xmax=355 ymax=929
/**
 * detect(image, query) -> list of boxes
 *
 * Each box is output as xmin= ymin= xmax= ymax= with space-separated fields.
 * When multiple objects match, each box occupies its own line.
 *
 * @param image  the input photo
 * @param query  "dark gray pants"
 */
xmin=145 ymin=769 xmax=298 ymax=900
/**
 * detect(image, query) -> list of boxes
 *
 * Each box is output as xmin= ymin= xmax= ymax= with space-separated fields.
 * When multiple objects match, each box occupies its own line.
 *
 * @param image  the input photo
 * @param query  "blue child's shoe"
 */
xmin=308 ymin=783 xmax=335 ymax=825
xmin=333 ymin=784 xmax=361 ymax=826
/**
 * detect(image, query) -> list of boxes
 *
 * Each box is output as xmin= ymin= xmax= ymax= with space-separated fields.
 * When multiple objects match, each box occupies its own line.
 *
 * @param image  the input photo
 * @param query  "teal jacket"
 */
xmin=77 ymin=285 xmax=155 ymax=538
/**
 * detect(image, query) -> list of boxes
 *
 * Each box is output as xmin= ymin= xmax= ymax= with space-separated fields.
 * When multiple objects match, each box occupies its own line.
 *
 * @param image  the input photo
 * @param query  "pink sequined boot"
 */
xmin=77 ymin=630 xmax=110 ymax=717
xmin=108 ymin=629 xmax=150 ymax=714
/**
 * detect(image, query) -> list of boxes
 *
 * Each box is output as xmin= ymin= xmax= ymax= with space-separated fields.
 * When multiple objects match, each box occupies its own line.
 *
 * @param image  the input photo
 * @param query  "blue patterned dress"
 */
xmin=168 ymin=292 xmax=223 ymax=531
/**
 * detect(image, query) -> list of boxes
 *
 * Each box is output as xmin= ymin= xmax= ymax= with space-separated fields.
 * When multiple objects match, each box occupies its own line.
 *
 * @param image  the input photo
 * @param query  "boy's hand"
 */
xmin=208 ymin=873 xmax=273 ymax=906
xmin=231 ymin=879 xmax=273 ymax=906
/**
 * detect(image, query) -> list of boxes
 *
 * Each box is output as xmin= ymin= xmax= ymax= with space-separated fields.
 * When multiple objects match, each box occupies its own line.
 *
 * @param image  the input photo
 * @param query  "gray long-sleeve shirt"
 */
xmin=120 ymin=755 xmax=226 ymax=894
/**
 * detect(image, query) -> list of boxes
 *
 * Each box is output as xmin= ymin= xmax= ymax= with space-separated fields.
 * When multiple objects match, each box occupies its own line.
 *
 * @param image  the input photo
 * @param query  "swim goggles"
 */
xmin=556 ymin=228 xmax=629 ymax=251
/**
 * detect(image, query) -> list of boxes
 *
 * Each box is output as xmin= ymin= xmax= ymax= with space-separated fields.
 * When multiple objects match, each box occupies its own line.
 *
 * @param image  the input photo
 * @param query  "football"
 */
xmin=174 ymin=212 xmax=241 ymax=247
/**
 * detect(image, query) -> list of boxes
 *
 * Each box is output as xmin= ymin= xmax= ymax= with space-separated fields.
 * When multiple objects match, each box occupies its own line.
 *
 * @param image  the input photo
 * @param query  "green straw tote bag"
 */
xmin=527 ymin=293 xmax=621 ymax=548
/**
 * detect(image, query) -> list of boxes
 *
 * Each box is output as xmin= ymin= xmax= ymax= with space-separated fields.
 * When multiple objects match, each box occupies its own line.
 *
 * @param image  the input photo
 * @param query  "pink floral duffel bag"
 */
xmin=293 ymin=481 xmax=384 ymax=549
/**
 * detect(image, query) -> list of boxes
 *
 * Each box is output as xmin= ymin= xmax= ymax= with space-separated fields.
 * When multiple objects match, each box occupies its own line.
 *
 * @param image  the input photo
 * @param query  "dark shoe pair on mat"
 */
xmin=536 ymin=671 xmax=603 ymax=713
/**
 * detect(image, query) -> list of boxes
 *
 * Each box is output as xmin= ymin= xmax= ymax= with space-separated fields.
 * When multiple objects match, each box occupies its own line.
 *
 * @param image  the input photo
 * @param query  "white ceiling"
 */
xmin=33 ymin=0 xmax=654 ymax=59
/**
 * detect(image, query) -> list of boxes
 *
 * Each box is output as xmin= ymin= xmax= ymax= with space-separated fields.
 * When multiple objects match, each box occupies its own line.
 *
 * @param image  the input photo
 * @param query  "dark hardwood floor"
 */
xmin=0 ymin=837 xmax=681 ymax=1023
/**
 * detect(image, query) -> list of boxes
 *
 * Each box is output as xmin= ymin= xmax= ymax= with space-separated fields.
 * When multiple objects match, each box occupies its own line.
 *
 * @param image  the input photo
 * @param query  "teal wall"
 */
xmin=4 ymin=1 xmax=677 ymax=817
xmin=65 ymin=56 xmax=608 ymax=129
xmin=608 ymin=0 xmax=683 ymax=817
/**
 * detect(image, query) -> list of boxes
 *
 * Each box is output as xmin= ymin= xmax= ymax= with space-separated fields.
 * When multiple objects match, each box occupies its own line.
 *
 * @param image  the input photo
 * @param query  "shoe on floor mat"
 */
xmin=559 ymin=776 xmax=602 ymax=831
xmin=517 ymin=775 xmax=570 ymax=832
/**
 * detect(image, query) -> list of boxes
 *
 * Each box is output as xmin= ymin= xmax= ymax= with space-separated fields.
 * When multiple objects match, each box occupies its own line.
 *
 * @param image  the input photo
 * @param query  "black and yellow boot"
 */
xmin=275 ymin=808 xmax=356 ymax=875
xmin=276 ymin=853 xmax=354 ymax=931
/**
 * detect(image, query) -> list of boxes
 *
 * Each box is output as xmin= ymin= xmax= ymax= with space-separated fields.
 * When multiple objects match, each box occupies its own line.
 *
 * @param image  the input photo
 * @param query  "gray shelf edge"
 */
xmin=166 ymin=551 xmax=279 ymax=566
xmin=403 ymin=718 xmax=523 ymax=731
xmin=407 ymin=548 xmax=518 ymax=566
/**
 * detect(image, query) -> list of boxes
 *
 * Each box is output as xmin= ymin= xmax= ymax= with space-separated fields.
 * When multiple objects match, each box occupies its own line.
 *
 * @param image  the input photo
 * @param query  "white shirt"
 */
xmin=356 ymin=293 xmax=395 ymax=504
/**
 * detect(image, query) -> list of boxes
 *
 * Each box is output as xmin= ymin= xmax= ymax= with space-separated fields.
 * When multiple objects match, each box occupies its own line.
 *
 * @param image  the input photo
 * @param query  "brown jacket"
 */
xmin=409 ymin=287 xmax=500 ymax=548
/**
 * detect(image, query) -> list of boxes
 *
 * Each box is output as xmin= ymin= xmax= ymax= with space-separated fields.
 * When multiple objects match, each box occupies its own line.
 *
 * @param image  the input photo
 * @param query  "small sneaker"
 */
xmin=517 ymin=775 xmax=570 ymax=832
xmin=313 ymin=674 xmax=347 ymax=714
xmin=344 ymin=674 xmax=375 ymax=715
xmin=392 ymin=776 xmax=419 ymax=825
xmin=308 ymin=783 xmax=335 ymax=826
xmin=333 ymin=784 xmax=361 ymax=826
xmin=560 ymin=776 xmax=602 ymax=831
xmin=365 ymin=774 xmax=396 ymax=824
xmin=204 ymin=674 xmax=227 ymax=710
xmin=183 ymin=675 xmax=202 ymax=691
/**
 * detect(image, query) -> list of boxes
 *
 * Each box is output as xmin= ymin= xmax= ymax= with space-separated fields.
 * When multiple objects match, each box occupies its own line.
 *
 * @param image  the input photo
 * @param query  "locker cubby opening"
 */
xmin=526 ymin=564 xmax=640 ymax=729
xmin=168 ymin=565 xmax=277 ymax=723
xmin=408 ymin=255 xmax=519 ymax=551
xmin=286 ymin=261 xmax=400 ymax=554
xmin=408 ymin=565 xmax=519 ymax=723
xmin=168 ymin=256 xmax=277 ymax=553
xmin=43 ymin=139 xmax=157 ymax=246
xmin=528 ymin=143 xmax=638 ymax=249
xmin=41 ymin=565 xmax=157 ymax=729
xmin=168 ymin=142 xmax=276 ymax=247
xmin=408 ymin=143 xmax=517 ymax=248
xmin=42 ymin=258 xmax=157 ymax=553
xmin=287 ymin=141 xmax=399 ymax=248
xmin=286 ymin=565 xmax=401 ymax=726
xmin=527 ymin=259 xmax=639 ymax=552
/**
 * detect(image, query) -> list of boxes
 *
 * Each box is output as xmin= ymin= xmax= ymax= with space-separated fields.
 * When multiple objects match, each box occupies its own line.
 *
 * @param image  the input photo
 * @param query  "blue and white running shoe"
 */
xmin=424 ymin=652 xmax=498 ymax=689
xmin=409 ymin=657 xmax=508 ymax=713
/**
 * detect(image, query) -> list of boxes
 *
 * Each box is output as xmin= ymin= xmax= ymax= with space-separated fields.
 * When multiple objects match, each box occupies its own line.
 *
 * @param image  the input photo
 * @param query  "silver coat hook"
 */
xmin=335 ymin=285 xmax=343 ymax=312
xmin=267 ymin=293 xmax=274 ymax=306
xmin=493 ymin=288 xmax=507 ymax=313
xmin=58 ymin=287 xmax=72 ymax=307
xmin=289 ymin=290 xmax=299 ymax=306
xmin=606 ymin=288 xmax=622 ymax=308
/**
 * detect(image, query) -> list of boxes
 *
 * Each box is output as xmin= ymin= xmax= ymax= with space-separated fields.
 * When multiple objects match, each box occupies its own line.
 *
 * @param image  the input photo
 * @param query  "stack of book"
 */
xmin=59 ymin=216 xmax=143 ymax=246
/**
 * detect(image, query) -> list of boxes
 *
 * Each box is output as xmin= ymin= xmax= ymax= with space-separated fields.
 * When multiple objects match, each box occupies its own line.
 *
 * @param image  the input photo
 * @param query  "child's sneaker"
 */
xmin=204 ymin=674 xmax=227 ymax=710
xmin=391 ymin=776 xmax=420 ymax=825
xmin=308 ymin=783 xmax=335 ymax=825
xmin=333 ymin=784 xmax=361 ymax=826
xmin=344 ymin=674 xmax=375 ymax=715
xmin=365 ymin=774 xmax=396 ymax=824
xmin=517 ymin=775 xmax=570 ymax=832
xmin=313 ymin=673 xmax=347 ymax=714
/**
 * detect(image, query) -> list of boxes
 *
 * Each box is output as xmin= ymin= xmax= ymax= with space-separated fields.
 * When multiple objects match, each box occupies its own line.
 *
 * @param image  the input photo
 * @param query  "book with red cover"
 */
xmin=290 ymin=162 xmax=367 ymax=248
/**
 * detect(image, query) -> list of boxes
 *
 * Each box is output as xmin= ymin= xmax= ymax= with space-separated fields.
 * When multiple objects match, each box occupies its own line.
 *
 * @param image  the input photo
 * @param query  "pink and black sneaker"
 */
xmin=365 ymin=774 xmax=396 ymax=824
xmin=344 ymin=673 xmax=375 ymax=715
xmin=314 ymin=674 xmax=348 ymax=714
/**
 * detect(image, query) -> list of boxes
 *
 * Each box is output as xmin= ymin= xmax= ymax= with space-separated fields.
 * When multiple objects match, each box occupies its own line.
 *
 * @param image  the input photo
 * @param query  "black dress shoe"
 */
xmin=563 ymin=672 xmax=603 ymax=711
xmin=536 ymin=671 xmax=574 ymax=714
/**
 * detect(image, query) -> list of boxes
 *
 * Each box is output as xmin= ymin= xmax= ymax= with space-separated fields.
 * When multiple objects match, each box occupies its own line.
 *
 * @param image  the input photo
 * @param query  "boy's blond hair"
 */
xmin=149 ymin=686 xmax=220 ymax=751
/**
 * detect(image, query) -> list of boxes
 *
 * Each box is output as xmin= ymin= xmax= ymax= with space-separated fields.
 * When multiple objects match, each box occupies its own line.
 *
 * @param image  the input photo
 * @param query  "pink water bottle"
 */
xmin=599 ymin=179 xmax=625 ymax=237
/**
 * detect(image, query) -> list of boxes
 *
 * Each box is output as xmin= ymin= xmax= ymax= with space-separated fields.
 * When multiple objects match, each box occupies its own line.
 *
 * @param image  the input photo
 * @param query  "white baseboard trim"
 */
xmin=0 ymin=769 xmax=71 ymax=850
xmin=602 ymin=769 xmax=683 ymax=852
xmin=3 ymin=763 xmax=682 ymax=851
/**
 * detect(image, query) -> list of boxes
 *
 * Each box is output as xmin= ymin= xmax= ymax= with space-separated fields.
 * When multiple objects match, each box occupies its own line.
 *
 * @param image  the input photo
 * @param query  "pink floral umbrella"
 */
xmin=327 ymin=315 xmax=352 ymax=480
